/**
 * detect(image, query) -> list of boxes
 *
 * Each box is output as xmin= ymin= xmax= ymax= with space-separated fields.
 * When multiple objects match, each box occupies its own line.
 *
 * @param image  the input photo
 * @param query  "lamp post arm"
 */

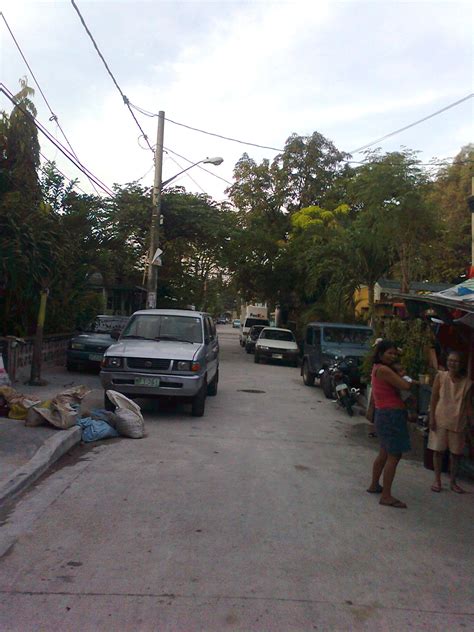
xmin=161 ymin=160 xmax=203 ymax=189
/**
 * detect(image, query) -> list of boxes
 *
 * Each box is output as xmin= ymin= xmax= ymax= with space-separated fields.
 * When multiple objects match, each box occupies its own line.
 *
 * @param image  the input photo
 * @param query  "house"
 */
xmin=354 ymin=278 xmax=452 ymax=318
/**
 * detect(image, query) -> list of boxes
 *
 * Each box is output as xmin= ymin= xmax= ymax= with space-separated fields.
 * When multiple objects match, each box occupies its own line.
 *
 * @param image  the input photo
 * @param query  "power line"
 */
xmin=349 ymin=93 xmax=474 ymax=154
xmin=129 ymin=101 xmax=285 ymax=153
xmin=0 ymin=10 xmax=102 ymax=197
xmin=70 ymin=0 xmax=155 ymax=155
xmin=165 ymin=155 xmax=207 ymax=194
xmin=39 ymin=151 xmax=89 ymax=195
xmin=0 ymin=83 xmax=115 ymax=196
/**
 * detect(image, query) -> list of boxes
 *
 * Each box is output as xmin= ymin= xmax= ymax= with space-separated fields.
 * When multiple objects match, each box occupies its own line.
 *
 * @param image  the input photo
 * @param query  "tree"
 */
xmin=349 ymin=149 xmax=436 ymax=293
xmin=422 ymin=144 xmax=473 ymax=281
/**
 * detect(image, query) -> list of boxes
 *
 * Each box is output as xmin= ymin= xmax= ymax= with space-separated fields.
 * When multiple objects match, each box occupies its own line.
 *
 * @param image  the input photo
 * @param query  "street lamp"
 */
xmin=161 ymin=156 xmax=224 ymax=189
xmin=146 ymin=111 xmax=223 ymax=308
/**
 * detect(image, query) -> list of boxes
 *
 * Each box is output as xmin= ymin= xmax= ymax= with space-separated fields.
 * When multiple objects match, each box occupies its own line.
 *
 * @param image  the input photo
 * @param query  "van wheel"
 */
xmin=207 ymin=369 xmax=218 ymax=396
xmin=191 ymin=385 xmax=207 ymax=417
xmin=302 ymin=361 xmax=315 ymax=386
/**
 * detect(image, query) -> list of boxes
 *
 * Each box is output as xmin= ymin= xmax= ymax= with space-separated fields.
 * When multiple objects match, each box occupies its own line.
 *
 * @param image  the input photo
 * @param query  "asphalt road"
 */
xmin=0 ymin=326 xmax=473 ymax=631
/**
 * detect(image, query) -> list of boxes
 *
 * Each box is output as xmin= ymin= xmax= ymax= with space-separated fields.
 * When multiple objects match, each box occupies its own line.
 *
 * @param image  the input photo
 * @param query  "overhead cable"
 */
xmin=129 ymin=101 xmax=284 ymax=153
xmin=39 ymin=151 xmax=89 ymax=195
xmin=0 ymin=10 xmax=102 ymax=196
xmin=349 ymin=93 xmax=474 ymax=154
xmin=70 ymin=0 xmax=155 ymax=155
xmin=0 ymin=84 xmax=115 ymax=196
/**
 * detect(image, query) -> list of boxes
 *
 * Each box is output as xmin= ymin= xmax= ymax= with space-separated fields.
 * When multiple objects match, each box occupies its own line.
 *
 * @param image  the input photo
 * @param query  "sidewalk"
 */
xmin=0 ymin=365 xmax=103 ymax=504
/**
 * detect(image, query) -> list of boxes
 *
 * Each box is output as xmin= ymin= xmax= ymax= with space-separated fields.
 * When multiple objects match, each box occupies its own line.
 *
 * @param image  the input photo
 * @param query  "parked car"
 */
xmin=232 ymin=319 xmax=241 ymax=328
xmin=216 ymin=316 xmax=227 ymax=325
xmin=254 ymin=327 xmax=299 ymax=366
xmin=300 ymin=322 xmax=372 ymax=395
xmin=244 ymin=324 xmax=266 ymax=354
xmin=100 ymin=309 xmax=219 ymax=417
xmin=66 ymin=315 xmax=130 ymax=371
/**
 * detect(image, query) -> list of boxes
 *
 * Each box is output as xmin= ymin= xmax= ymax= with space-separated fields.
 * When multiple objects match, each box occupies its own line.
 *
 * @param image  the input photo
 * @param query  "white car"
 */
xmin=254 ymin=327 xmax=299 ymax=367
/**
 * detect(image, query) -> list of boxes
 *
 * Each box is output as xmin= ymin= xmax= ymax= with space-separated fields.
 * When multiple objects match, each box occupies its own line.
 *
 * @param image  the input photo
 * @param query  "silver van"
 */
xmin=100 ymin=309 xmax=219 ymax=417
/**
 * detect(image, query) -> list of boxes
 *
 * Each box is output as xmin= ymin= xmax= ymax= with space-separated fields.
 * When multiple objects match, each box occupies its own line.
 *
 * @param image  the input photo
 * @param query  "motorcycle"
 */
xmin=319 ymin=358 xmax=360 ymax=417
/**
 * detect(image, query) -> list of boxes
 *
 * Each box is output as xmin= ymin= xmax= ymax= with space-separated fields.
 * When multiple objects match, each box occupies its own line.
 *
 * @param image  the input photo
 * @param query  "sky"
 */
xmin=1 ymin=0 xmax=473 ymax=201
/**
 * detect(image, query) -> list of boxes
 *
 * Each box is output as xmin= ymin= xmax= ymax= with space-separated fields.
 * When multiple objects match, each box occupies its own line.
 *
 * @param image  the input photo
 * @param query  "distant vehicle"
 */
xmin=254 ymin=327 xmax=299 ymax=367
xmin=100 ymin=309 xmax=219 ymax=417
xmin=67 ymin=315 xmax=130 ymax=371
xmin=239 ymin=304 xmax=269 ymax=346
xmin=300 ymin=322 xmax=372 ymax=394
xmin=216 ymin=317 xmax=227 ymax=324
xmin=244 ymin=324 xmax=266 ymax=354
xmin=232 ymin=319 xmax=241 ymax=328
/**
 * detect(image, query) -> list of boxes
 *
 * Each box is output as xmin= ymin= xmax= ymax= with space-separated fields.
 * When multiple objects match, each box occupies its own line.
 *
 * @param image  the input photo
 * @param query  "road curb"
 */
xmin=0 ymin=426 xmax=82 ymax=505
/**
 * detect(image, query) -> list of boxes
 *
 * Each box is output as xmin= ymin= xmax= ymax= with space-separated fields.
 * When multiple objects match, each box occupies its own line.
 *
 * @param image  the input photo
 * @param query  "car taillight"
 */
xmin=191 ymin=362 xmax=201 ymax=372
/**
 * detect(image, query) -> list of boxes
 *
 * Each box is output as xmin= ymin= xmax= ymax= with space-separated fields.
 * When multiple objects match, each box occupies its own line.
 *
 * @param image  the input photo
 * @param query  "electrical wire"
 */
xmin=165 ymin=155 xmax=207 ymax=194
xmin=70 ymin=0 xmax=155 ymax=155
xmin=0 ymin=84 xmax=115 ymax=196
xmin=39 ymin=151 xmax=89 ymax=195
xmin=349 ymin=93 xmax=474 ymax=154
xmin=129 ymin=101 xmax=284 ymax=153
xmin=133 ymin=91 xmax=474 ymax=159
xmin=0 ymin=10 xmax=102 ymax=196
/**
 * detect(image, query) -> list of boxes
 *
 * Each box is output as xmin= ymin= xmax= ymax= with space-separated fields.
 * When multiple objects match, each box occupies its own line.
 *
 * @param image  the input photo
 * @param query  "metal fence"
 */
xmin=0 ymin=334 xmax=72 ymax=382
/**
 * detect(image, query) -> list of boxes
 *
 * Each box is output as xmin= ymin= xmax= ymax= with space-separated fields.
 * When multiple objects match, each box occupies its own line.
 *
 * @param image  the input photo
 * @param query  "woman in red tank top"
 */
xmin=367 ymin=340 xmax=412 ymax=508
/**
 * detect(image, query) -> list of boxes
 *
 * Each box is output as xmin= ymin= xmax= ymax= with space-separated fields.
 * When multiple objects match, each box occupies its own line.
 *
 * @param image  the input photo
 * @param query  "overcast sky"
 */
xmin=1 ymin=0 xmax=472 ymax=201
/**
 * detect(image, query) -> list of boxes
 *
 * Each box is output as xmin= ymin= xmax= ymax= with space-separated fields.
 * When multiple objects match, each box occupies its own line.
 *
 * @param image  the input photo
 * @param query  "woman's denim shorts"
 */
xmin=375 ymin=408 xmax=410 ymax=455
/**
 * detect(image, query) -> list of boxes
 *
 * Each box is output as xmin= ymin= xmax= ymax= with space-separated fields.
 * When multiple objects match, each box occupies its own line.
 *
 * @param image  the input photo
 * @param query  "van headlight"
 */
xmin=70 ymin=342 xmax=85 ymax=350
xmin=259 ymin=345 xmax=269 ymax=351
xmin=104 ymin=357 xmax=123 ymax=368
xmin=175 ymin=361 xmax=191 ymax=371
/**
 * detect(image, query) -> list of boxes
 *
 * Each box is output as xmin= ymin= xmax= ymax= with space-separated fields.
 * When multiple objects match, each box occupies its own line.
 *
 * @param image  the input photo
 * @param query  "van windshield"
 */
xmin=260 ymin=329 xmax=295 ymax=342
xmin=245 ymin=318 xmax=269 ymax=328
xmin=122 ymin=315 xmax=203 ymax=343
xmin=323 ymin=327 xmax=371 ymax=346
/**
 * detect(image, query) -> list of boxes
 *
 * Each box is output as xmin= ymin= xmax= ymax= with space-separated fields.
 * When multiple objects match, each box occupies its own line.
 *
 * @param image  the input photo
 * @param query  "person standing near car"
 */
xmin=366 ymin=340 xmax=412 ymax=508
xmin=428 ymin=351 xmax=472 ymax=494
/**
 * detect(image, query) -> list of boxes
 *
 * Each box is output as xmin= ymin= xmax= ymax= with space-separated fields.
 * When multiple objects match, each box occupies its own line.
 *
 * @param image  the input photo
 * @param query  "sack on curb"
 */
xmin=106 ymin=390 xmax=145 ymax=439
xmin=25 ymin=400 xmax=52 ymax=427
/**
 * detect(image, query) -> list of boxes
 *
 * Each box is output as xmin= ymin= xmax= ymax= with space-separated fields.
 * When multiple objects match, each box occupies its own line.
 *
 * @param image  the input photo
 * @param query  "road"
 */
xmin=0 ymin=326 xmax=473 ymax=631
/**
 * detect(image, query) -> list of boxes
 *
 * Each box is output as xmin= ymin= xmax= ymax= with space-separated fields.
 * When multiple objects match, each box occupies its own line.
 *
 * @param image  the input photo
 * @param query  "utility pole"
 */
xmin=146 ymin=110 xmax=165 ymax=309
xmin=468 ymin=176 xmax=474 ymax=279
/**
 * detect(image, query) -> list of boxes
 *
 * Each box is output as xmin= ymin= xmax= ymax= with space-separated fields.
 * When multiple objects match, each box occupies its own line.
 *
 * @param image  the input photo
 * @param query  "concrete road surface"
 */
xmin=0 ymin=326 xmax=473 ymax=631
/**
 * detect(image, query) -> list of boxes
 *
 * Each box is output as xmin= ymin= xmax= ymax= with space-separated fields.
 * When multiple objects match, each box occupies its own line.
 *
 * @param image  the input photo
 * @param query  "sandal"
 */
xmin=379 ymin=498 xmax=407 ymax=508
xmin=431 ymin=483 xmax=442 ymax=493
xmin=366 ymin=484 xmax=383 ymax=494
xmin=450 ymin=483 xmax=466 ymax=494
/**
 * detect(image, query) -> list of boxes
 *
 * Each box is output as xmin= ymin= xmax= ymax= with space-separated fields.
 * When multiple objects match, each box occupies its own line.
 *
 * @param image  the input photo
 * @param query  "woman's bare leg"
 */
xmin=432 ymin=451 xmax=443 ymax=490
xmin=450 ymin=454 xmax=465 ymax=492
xmin=380 ymin=453 xmax=402 ymax=503
xmin=368 ymin=447 xmax=387 ymax=491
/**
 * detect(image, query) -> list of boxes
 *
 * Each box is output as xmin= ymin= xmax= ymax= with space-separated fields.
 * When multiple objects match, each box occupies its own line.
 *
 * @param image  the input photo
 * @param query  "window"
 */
xmin=122 ymin=315 xmax=203 ymax=343
xmin=260 ymin=329 xmax=295 ymax=342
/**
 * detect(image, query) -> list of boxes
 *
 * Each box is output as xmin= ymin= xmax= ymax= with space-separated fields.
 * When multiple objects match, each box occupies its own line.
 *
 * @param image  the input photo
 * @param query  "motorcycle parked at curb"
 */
xmin=319 ymin=358 xmax=361 ymax=417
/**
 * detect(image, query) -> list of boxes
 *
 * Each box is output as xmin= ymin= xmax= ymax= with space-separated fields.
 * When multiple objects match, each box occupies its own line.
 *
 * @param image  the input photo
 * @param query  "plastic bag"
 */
xmin=106 ymin=390 xmax=145 ymax=439
xmin=76 ymin=417 xmax=119 ymax=443
xmin=0 ymin=386 xmax=41 ymax=420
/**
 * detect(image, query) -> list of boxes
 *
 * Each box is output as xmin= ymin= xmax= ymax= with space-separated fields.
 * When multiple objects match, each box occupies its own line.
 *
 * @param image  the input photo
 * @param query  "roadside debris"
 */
xmin=0 ymin=385 xmax=144 ymax=442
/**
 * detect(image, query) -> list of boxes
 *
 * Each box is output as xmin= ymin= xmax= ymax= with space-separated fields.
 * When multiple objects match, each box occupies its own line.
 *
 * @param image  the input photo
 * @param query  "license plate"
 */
xmin=89 ymin=353 xmax=103 ymax=362
xmin=135 ymin=377 xmax=160 ymax=387
xmin=272 ymin=353 xmax=283 ymax=359
xmin=335 ymin=383 xmax=348 ymax=392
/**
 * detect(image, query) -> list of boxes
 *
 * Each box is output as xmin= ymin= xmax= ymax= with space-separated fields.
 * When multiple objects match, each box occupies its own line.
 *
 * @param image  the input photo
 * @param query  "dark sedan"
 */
xmin=66 ymin=315 xmax=129 ymax=371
